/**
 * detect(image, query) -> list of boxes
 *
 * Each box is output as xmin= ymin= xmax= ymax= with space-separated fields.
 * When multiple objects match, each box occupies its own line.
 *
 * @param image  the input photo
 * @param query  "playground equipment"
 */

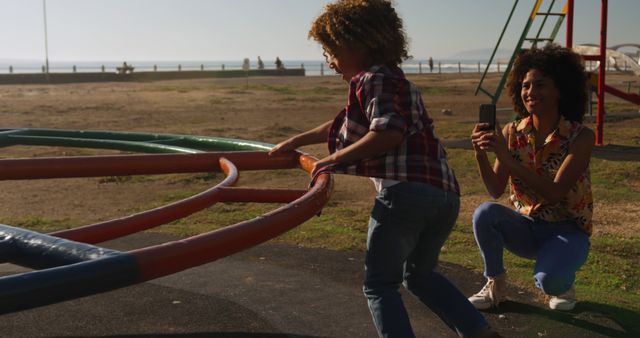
xmin=476 ymin=0 xmax=640 ymax=146
xmin=0 ymin=128 xmax=333 ymax=313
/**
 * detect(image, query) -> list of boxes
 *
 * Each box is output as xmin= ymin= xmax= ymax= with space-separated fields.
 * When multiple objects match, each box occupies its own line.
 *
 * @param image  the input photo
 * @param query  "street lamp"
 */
xmin=43 ymin=0 xmax=50 ymax=79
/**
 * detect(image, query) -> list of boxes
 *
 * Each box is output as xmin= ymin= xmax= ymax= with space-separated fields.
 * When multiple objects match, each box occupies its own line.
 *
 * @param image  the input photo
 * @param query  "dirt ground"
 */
xmin=0 ymin=72 xmax=637 ymax=238
xmin=0 ymin=73 xmax=492 ymax=228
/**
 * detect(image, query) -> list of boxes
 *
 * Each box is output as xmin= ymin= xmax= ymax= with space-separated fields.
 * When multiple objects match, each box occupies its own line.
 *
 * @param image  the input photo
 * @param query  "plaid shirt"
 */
xmin=326 ymin=65 xmax=460 ymax=195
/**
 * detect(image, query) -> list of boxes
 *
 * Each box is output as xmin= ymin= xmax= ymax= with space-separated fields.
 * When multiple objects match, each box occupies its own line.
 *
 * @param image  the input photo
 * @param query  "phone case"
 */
xmin=479 ymin=104 xmax=496 ymax=131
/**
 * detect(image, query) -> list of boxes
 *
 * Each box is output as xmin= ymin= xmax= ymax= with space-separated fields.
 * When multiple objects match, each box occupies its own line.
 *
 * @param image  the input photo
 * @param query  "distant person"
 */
xmin=257 ymin=56 xmax=265 ymax=70
xmin=118 ymin=61 xmax=134 ymax=74
xmin=242 ymin=58 xmax=250 ymax=71
xmin=269 ymin=1 xmax=497 ymax=337
xmin=468 ymin=44 xmax=593 ymax=312
xmin=428 ymin=56 xmax=434 ymax=73
xmin=275 ymin=57 xmax=284 ymax=70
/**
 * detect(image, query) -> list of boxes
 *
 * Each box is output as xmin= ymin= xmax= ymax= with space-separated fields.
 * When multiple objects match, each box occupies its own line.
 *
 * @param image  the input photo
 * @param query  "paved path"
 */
xmin=0 ymin=233 xmax=634 ymax=337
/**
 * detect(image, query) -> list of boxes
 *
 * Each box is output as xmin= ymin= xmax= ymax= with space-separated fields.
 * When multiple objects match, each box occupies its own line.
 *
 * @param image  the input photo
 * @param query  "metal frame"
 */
xmin=0 ymin=128 xmax=333 ymax=313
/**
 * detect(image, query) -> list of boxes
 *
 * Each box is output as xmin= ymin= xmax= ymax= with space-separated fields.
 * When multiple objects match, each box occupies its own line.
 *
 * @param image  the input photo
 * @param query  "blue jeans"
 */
xmin=364 ymin=182 xmax=489 ymax=338
xmin=472 ymin=202 xmax=590 ymax=295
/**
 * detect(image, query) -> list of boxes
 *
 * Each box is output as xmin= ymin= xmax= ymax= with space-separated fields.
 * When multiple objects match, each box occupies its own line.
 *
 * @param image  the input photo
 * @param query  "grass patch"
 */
xmin=590 ymin=158 xmax=640 ymax=201
xmin=0 ymin=216 xmax=77 ymax=232
xmin=434 ymin=120 xmax=476 ymax=140
xmin=309 ymin=86 xmax=345 ymax=96
xmin=153 ymin=203 xmax=277 ymax=237
xmin=586 ymin=117 xmax=640 ymax=147
xmin=258 ymin=84 xmax=297 ymax=95
xmin=441 ymin=222 xmax=640 ymax=332
xmin=276 ymin=206 xmax=369 ymax=250
xmin=418 ymin=85 xmax=457 ymax=95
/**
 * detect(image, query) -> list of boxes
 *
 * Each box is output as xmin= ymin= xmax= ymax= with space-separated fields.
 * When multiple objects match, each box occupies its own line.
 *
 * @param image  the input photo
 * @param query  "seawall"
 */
xmin=0 ymin=68 xmax=305 ymax=85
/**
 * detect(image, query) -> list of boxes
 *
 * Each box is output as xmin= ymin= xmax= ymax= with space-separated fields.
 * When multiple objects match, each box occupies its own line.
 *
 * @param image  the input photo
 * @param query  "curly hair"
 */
xmin=308 ymin=0 xmax=410 ymax=67
xmin=507 ymin=43 xmax=588 ymax=123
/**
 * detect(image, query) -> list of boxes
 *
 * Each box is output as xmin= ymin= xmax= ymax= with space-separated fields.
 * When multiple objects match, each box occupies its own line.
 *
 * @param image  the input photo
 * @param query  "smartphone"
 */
xmin=478 ymin=104 xmax=496 ymax=131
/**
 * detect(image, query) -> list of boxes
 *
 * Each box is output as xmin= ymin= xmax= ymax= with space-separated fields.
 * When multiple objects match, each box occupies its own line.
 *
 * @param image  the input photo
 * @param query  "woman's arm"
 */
xmin=471 ymin=123 xmax=510 ymax=198
xmin=481 ymin=126 xmax=595 ymax=204
xmin=311 ymin=129 xmax=404 ymax=176
xmin=268 ymin=120 xmax=333 ymax=155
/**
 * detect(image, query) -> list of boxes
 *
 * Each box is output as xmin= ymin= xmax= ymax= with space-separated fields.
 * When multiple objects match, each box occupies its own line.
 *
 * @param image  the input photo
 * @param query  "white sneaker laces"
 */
xmin=476 ymin=279 xmax=499 ymax=305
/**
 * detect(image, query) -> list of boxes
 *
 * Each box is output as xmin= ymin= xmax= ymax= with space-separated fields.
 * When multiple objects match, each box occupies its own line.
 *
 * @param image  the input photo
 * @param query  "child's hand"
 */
xmin=268 ymin=138 xmax=297 ymax=156
xmin=311 ymin=156 xmax=338 ymax=177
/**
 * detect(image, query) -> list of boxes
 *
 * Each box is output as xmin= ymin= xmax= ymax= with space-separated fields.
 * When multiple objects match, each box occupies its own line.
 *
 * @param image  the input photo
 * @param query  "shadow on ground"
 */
xmin=592 ymin=144 xmax=640 ymax=161
xmin=64 ymin=334 xmax=322 ymax=338
xmin=488 ymin=300 xmax=639 ymax=338
xmin=0 ymin=232 xmax=637 ymax=337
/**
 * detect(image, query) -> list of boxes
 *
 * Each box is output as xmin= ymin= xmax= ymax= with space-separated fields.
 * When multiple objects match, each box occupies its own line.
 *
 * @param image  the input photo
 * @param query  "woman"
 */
xmin=468 ymin=44 xmax=594 ymax=311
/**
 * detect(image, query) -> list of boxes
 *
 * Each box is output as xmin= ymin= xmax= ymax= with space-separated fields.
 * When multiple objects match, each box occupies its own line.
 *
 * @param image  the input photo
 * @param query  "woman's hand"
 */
xmin=474 ymin=123 xmax=511 ymax=163
xmin=470 ymin=123 xmax=492 ymax=153
xmin=471 ymin=123 xmax=512 ymax=199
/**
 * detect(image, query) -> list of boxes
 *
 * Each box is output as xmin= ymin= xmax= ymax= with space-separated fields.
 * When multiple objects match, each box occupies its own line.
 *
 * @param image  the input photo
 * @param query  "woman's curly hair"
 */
xmin=507 ymin=43 xmax=588 ymax=123
xmin=308 ymin=0 xmax=410 ymax=67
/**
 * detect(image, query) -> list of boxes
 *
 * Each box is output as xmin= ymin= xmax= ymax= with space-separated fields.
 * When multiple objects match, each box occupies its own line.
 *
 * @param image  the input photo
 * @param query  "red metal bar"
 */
xmin=602 ymin=84 xmax=640 ymax=105
xmin=596 ymin=0 xmax=608 ymax=146
xmin=51 ymin=158 xmax=239 ymax=243
xmin=131 ymin=173 xmax=332 ymax=282
xmin=581 ymin=55 xmax=601 ymax=61
xmin=219 ymin=187 xmax=307 ymax=203
xmin=0 ymin=151 xmax=299 ymax=181
xmin=2 ymin=147 xmax=334 ymax=284
xmin=48 ymin=153 xmax=324 ymax=245
xmin=566 ymin=0 xmax=574 ymax=48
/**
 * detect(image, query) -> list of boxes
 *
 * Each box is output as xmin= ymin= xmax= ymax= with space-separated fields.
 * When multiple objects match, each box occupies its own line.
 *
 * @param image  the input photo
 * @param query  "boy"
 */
xmin=270 ymin=1 xmax=496 ymax=337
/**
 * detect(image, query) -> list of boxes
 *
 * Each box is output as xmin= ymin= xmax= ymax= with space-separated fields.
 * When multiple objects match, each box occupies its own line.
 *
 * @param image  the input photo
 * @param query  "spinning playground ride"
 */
xmin=0 ymin=128 xmax=333 ymax=313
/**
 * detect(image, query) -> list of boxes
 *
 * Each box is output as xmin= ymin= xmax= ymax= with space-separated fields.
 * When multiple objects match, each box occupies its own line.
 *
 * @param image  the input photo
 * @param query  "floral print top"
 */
xmin=507 ymin=116 xmax=593 ymax=235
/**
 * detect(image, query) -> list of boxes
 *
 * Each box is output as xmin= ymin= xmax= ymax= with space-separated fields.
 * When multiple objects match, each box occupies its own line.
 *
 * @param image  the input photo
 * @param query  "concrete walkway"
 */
xmin=0 ymin=232 xmax=634 ymax=337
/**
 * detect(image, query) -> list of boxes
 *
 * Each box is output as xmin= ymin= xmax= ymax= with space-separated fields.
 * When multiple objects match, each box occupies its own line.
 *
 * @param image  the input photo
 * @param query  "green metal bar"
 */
xmin=477 ymin=87 xmax=495 ymax=101
xmin=1 ymin=135 xmax=202 ymax=153
xmin=491 ymin=0 xmax=544 ymax=105
xmin=0 ymin=128 xmax=274 ymax=152
xmin=549 ymin=2 xmax=569 ymax=42
xmin=533 ymin=0 xmax=557 ymax=48
xmin=475 ymin=0 xmax=520 ymax=97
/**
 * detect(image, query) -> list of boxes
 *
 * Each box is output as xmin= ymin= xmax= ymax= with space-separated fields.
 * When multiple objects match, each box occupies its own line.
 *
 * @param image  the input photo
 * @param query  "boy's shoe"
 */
xmin=548 ymin=286 xmax=576 ymax=311
xmin=468 ymin=273 xmax=506 ymax=310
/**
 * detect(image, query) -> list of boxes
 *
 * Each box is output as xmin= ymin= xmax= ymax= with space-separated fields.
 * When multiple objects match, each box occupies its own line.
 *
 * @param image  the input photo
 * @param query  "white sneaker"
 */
xmin=549 ymin=286 xmax=576 ymax=311
xmin=468 ymin=274 xmax=506 ymax=310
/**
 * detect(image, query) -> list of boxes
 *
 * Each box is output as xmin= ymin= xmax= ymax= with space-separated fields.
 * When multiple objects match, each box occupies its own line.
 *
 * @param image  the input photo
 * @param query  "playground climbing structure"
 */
xmin=475 ymin=0 xmax=640 ymax=146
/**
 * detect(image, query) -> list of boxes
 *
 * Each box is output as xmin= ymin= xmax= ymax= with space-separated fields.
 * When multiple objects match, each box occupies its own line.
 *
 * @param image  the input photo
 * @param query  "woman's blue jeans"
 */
xmin=364 ymin=182 xmax=489 ymax=338
xmin=472 ymin=202 xmax=590 ymax=295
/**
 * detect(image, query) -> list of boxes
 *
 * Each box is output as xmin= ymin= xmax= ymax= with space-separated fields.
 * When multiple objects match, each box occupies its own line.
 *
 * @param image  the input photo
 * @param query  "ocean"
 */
xmin=0 ymin=59 xmax=508 ymax=76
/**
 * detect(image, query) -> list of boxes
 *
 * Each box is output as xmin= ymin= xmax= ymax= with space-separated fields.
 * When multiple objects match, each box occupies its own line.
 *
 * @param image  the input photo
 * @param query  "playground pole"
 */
xmin=596 ymin=0 xmax=608 ymax=146
xmin=566 ymin=0 xmax=574 ymax=48
xmin=568 ymin=0 xmax=608 ymax=146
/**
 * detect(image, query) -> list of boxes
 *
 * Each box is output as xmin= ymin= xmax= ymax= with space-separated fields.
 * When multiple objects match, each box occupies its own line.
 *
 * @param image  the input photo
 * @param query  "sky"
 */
xmin=1 ymin=0 xmax=639 ymax=62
